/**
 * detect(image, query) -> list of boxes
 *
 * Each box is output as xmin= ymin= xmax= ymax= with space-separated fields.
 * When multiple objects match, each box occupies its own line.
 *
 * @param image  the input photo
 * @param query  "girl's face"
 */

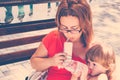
xmin=87 ymin=59 xmax=107 ymax=76
xmin=59 ymin=16 xmax=82 ymax=42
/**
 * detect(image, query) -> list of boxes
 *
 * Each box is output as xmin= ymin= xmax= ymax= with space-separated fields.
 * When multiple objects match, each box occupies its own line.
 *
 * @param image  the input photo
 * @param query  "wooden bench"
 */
xmin=0 ymin=19 xmax=57 ymax=65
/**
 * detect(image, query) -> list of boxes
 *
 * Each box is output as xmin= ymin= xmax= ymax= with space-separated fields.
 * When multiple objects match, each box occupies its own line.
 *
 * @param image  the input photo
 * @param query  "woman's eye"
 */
xmin=61 ymin=26 xmax=67 ymax=30
xmin=72 ymin=29 xmax=77 ymax=30
xmin=71 ymin=27 xmax=79 ymax=30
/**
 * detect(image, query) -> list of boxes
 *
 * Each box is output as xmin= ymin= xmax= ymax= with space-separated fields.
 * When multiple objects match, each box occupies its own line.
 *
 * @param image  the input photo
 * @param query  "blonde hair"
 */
xmin=86 ymin=43 xmax=116 ymax=80
xmin=56 ymin=0 xmax=93 ymax=47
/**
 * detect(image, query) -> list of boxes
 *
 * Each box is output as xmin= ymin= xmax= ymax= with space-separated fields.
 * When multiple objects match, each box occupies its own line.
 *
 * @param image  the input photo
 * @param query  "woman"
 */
xmin=30 ymin=0 xmax=93 ymax=80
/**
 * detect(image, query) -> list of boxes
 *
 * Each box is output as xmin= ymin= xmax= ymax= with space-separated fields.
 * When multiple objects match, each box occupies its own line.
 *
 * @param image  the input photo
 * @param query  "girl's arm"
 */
xmin=71 ymin=75 xmax=80 ymax=80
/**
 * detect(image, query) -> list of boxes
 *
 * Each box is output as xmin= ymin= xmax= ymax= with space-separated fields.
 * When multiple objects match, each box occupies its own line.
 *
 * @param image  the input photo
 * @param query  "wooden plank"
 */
xmin=0 ymin=19 xmax=56 ymax=35
xmin=0 ymin=35 xmax=45 ymax=49
xmin=0 ymin=48 xmax=36 ymax=65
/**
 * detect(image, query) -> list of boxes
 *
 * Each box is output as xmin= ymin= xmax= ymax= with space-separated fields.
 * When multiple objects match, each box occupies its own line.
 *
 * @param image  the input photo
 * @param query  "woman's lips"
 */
xmin=69 ymin=38 xmax=74 ymax=41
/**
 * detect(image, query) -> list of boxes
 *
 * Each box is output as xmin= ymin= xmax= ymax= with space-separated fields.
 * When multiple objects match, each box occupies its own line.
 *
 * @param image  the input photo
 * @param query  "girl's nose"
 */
xmin=88 ymin=63 xmax=93 ymax=69
xmin=88 ymin=65 xmax=93 ymax=74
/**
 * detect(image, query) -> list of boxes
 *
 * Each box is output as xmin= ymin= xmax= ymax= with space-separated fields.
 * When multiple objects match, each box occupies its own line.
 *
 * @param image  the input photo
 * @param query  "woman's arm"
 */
xmin=30 ymin=43 xmax=52 ymax=71
xmin=30 ymin=42 xmax=66 ymax=71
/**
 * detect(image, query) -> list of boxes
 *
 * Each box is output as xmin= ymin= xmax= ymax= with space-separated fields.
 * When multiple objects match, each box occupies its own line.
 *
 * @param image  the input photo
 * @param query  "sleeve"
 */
xmin=42 ymin=31 xmax=54 ymax=50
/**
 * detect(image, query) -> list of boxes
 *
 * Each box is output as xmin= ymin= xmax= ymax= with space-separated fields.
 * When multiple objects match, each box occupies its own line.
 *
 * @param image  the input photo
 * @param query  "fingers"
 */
xmin=56 ymin=53 xmax=67 ymax=57
xmin=56 ymin=53 xmax=66 ymax=69
xmin=55 ymin=53 xmax=67 ymax=61
xmin=71 ymin=62 xmax=88 ymax=80
xmin=64 ymin=60 xmax=88 ymax=76
xmin=63 ymin=60 xmax=78 ymax=73
xmin=52 ymin=53 xmax=67 ymax=67
xmin=79 ymin=64 xmax=88 ymax=80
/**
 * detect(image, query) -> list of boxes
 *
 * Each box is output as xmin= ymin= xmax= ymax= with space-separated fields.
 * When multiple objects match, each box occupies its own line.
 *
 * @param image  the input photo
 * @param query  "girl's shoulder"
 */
xmin=88 ymin=74 xmax=108 ymax=80
xmin=98 ymin=73 xmax=108 ymax=80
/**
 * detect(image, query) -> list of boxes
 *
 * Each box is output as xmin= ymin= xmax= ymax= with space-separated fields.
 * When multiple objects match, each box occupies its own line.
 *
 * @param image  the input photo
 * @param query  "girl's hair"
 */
xmin=56 ymin=0 xmax=93 ymax=47
xmin=86 ymin=43 xmax=116 ymax=80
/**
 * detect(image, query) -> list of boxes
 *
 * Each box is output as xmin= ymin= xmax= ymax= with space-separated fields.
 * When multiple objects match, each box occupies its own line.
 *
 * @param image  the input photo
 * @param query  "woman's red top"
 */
xmin=42 ymin=30 xmax=86 ymax=80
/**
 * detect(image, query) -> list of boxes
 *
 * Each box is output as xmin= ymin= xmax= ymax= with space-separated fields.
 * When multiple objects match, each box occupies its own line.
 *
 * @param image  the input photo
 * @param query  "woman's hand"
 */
xmin=50 ymin=53 xmax=67 ymax=68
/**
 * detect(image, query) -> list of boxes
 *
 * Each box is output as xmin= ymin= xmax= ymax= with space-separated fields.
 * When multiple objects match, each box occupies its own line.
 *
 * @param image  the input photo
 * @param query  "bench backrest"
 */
xmin=0 ymin=19 xmax=56 ymax=65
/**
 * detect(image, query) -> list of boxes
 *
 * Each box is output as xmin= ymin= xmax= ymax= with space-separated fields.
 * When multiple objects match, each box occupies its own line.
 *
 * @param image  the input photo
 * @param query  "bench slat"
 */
xmin=0 ymin=48 xmax=36 ymax=65
xmin=0 ymin=19 xmax=56 ymax=35
xmin=0 ymin=35 xmax=45 ymax=49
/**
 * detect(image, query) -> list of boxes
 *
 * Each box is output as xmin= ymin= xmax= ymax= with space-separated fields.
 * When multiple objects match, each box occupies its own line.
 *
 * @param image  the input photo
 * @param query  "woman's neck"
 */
xmin=72 ymin=41 xmax=88 ymax=60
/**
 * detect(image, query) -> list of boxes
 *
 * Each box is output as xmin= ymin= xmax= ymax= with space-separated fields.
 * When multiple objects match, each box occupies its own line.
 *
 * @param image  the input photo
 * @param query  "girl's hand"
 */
xmin=80 ymin=63 xmax=88 ymax=80
xmin=63 ymin=60 xmax=88 ymax=80
xmin=72 ymin=61 xmax=88 ymax=79
xmin=50 ymin=53 xmax=67 ymax=68
xmin=71 ymin=69 xmax=81 ymax=80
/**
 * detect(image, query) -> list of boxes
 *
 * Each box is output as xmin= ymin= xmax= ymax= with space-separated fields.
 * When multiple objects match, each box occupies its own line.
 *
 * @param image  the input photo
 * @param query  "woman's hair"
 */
xmin=56 ymin=0 xmax=93 ymax=47
xmin=86 ymin=43 xmax=116 ymax=80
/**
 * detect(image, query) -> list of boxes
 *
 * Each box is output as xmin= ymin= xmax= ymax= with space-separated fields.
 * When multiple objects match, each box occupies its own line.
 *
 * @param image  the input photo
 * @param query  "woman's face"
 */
xmin=59 ymin=16 xmax=82 ymax=42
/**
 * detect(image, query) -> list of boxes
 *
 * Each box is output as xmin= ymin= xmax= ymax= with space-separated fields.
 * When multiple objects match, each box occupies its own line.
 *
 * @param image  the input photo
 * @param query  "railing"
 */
xmin=0 ymin=0 xmax=61 ymax=6
xmin=0 ymin=0 xmax=59 ymax=65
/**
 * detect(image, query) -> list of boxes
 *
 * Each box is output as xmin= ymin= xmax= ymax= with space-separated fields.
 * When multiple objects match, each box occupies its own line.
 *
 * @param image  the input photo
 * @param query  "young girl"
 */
xmin=70 ymin=43 xmax=116 ymax=80
xmin=86 ymin=43 xmax=116 ymax=80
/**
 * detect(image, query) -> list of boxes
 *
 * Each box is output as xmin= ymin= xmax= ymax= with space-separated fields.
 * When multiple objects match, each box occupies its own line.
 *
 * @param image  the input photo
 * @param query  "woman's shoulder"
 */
xmin=43 ymin=30 xmax=59 ymax=39
xmin=48 ymin=29 xmax=64 ymax=38
xmin=43 ymin=29 xmax=65 ymax=42
xmin=48 ymin=30 xmax=65 ymax=39
xmin=48 ymin=29 xmax=59 ymax=36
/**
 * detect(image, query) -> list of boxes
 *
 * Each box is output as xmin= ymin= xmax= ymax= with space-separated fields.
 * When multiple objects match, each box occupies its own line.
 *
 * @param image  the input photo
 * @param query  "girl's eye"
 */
xmin=93 ymin=63 xmax=96 ymax=66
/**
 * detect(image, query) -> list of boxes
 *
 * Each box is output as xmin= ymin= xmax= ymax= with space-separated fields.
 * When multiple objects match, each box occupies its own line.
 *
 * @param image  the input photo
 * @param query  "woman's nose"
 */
xmin=66 ymin=32 xmax=72 ymax=38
